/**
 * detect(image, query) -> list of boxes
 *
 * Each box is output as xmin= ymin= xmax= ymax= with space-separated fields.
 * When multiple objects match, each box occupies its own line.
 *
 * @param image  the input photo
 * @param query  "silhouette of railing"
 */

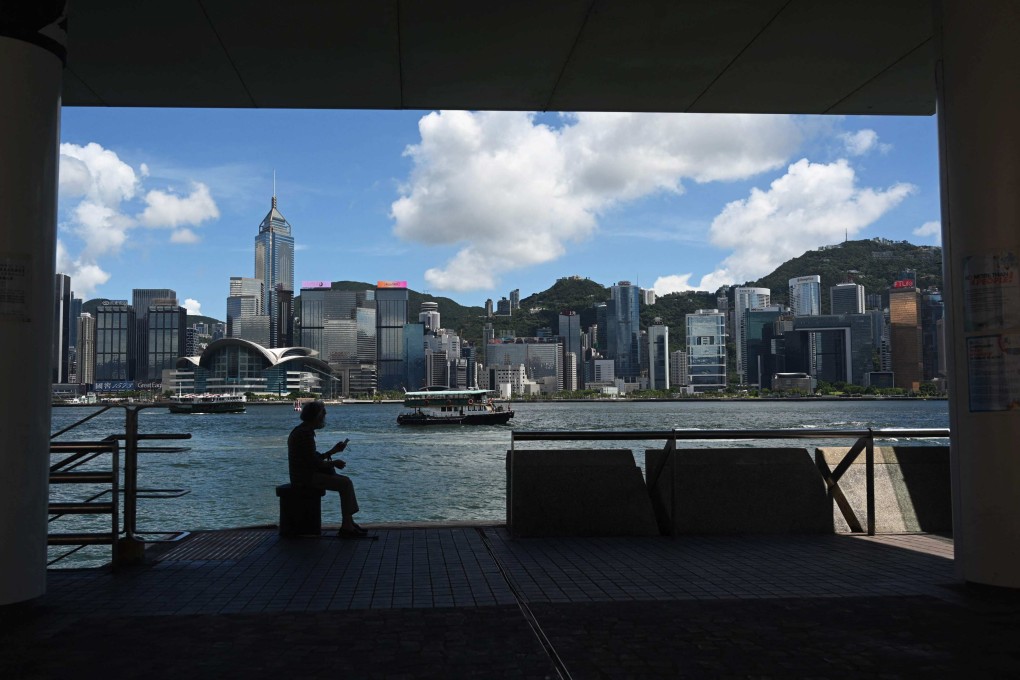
xmin=510 ymin=428 xmax=950 ymax=536
xmin=49 ymin=404 xmax=192 ymax=566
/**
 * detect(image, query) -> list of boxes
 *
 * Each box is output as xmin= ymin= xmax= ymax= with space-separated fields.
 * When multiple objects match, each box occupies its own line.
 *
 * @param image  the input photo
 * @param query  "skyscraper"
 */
xmin=647 ymin=319 xmax=669 ymax=391
xmin=254 ymin=195 xmax=294 ymax=347
xmin=830 ymin=282 xmax=865 ymax=314
xmin=789 ymin=275 xmax=821 ymax=375
xmin=733 ymin=286 xmax=771 ymax=384
xmin=53 ymin=273 xmax=72 ymax=383
xmin=132 ymin=288 xmax=177 ymax=380
xmin=145 ymin=304 xmax=187 ymax=381
xmin=76 ymin=313 xmax=96 ymax=386
xmin=558 ymin=311 xmax=582 ymax=390
xmin=607 ymin=281 xmax=641 ymax=379
xmin=509 ymin=288 xmax=520 ymax=312
xmin=419 ymin=301 xmax=440 ymax=332
xmin=686 ymin=309 xmax=726 ymax=392
xmin=95 ymin=301 xmax=135 ymax=381
xmin=889 ymin=280 xmax=923 ymax=390
xmin=789 ymin=275 xmax=821 ymax=316
xmin=376 ymin=281 xmax=409 ymax=391
xmin=228 ymin=276 xmax=264 ymax=337
xmin=920 ymin=290 xmax=945 ymax=381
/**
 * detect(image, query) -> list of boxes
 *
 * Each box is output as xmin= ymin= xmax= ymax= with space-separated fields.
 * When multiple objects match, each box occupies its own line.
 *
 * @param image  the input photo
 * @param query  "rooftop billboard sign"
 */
xmin=892 ymin=279 xmax=915 ymax=289
xmin=301 ymin=281 xmax=330 ymax=289
xmin=377 ymin=280 xmax=407 ymax=289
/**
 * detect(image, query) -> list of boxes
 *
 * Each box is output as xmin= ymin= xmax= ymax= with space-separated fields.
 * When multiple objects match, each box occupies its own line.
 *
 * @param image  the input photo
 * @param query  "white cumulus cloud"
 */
xmin=654 ymin=158 xmax=916 ymax=294
xmin=182 ymin=298 xmax=202 ymax=315
xmin=58 ymin=142 xmax=220 ymax=298
xmin=839 ymin=129 xmax=891 ymax=156
xmin=138 ymin=183 xmax=219 ymax=229
xmin=913 ymin=220 xmax=941 ymax=245
xmin=392 ymin=111 xmax=804 ymax=292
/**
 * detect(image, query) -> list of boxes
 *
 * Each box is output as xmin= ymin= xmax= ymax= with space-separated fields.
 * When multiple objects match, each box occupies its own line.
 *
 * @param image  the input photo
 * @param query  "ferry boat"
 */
xmin=167 ymin=393 xmax=247 ymax=414
xmin=397 ymin=388 xmax=514 ymax=426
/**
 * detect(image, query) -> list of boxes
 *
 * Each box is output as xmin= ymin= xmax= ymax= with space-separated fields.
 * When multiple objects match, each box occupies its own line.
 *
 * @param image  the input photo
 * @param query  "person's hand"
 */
xmin=333 ymin=459 xmax=347 ymax=470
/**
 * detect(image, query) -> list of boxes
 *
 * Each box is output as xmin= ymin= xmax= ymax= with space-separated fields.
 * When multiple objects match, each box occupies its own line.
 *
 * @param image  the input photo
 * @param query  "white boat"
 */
xmin=168 ymin=393 xmax=246 ymax=414
xmin=397 ymin=388 xmax=514 ymax=426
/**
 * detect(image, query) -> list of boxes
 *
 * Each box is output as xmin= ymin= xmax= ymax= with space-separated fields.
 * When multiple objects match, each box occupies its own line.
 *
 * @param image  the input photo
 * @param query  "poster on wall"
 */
xmin=966 ymin=333 xmax=1020 ymax=412
xmin=0 ymin=254 xmax=31 ymax=322
xmin=962 ymin=250 xmax=1020 ymax=332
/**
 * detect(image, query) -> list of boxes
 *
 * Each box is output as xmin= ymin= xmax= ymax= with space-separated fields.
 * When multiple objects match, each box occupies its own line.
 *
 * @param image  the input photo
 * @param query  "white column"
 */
xmin=0 ymin=27 xmax=64 ymax=604
xmin=937 ymin=0 xmax=1020 ymax=588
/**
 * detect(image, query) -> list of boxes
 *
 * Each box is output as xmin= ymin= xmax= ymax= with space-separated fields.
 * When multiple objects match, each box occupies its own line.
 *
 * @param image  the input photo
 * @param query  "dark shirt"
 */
xmin=287 ymin=422 xmax=334 ymax=485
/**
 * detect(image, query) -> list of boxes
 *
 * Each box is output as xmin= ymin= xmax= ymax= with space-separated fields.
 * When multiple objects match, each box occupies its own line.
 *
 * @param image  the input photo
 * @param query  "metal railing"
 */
xmin=510 ymin=428 xmax=951 ymax=536
xmin=49 ymin=404 xmax=192 ymax=566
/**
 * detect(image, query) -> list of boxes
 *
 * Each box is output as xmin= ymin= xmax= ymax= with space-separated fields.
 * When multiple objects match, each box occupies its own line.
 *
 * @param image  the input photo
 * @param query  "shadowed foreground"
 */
xmin=2 ymin=527 xmax=1018 ymax=679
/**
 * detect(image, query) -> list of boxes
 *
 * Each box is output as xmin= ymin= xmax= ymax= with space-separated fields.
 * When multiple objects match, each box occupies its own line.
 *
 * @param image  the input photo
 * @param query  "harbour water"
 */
xmin=49 ymin=399 xmax=948 ymax=565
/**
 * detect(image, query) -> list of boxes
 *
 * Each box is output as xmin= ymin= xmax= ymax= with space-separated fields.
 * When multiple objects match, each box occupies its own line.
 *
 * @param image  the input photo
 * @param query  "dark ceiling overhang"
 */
xmin=62 ymin=0 xmax=935 ymax=115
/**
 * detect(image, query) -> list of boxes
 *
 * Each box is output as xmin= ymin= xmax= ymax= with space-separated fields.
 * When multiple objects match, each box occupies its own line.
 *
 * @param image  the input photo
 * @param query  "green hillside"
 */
xmin=745 ymin=238 xmax=942 ymax=313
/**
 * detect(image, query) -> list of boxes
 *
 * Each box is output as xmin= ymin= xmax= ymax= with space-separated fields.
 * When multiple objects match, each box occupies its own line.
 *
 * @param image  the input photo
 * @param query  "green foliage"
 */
xmin=744 ymin=238 xmax=942 ymax=312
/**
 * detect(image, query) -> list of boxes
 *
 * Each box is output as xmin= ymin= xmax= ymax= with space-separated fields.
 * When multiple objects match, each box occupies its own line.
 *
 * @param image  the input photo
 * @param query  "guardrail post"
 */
xmin=117 ymin=406 xmax=145 ymax=565
xmin=866 ymin=428 xmax=876 ymax=536
xmin=670 ymin=430 xmax=678 ymax=538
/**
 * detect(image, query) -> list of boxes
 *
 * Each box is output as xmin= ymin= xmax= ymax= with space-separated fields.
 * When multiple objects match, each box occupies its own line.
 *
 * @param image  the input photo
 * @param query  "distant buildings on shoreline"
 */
xmin=52 ymin=198 xmax=945 ymax=399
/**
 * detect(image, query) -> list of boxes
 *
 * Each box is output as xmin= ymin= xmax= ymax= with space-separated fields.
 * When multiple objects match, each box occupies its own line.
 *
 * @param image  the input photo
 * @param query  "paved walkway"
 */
xmin=3 ymin=527 xmax=1019 ymax=678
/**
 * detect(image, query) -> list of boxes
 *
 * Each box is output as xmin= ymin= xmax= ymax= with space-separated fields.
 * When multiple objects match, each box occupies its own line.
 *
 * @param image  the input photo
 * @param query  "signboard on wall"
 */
xmin=94 ymin=381 xmax=136 ymax=392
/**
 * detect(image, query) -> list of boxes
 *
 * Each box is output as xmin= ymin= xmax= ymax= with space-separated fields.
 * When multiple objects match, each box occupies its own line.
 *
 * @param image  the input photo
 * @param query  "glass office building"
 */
xmin=685 ymin=309 xmax=726 ymax=392
xmin=146 ymin=304 xmax=187 ymax=381
xmin=606 ymin=281 xmax=641 ymax=379
xmin=254 ymin=197 xmax=295 ymax=347
xmin=376 ymin=282 xmax=409 ymax=391
xmin=95 ymin=302 xmax=135 ymax=380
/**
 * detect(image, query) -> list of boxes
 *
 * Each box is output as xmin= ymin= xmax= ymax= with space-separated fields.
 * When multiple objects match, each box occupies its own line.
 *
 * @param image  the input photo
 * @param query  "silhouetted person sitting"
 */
xmin=288 ymin=400 xmax=366 ymax=538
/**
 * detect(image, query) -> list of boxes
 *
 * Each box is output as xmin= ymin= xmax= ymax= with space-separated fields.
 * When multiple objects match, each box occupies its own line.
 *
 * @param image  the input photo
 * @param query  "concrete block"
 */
xmin=816 ymin=446 xmax=951 ymax=534
xmin=645 ymin=448 xmax=832 ymax=534
xmin=506 ymin=449 xmax=659 ymax=538
xmin=276 ymin=483 xmax=325 ymax=537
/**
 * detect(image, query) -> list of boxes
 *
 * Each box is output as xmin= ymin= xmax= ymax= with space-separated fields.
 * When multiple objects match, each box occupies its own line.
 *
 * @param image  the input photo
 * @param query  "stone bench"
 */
xmin=275 ymin=483 xmax=326 ymax=537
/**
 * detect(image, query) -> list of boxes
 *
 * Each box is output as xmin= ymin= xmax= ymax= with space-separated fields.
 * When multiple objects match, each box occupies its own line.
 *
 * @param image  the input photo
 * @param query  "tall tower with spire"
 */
xmin=254 ymin=192 xmax=294 ymax=347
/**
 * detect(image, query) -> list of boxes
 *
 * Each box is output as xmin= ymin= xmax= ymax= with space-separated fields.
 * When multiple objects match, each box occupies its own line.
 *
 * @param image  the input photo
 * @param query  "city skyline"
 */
xmin=56 ymin=109 xmax=940 ymax=320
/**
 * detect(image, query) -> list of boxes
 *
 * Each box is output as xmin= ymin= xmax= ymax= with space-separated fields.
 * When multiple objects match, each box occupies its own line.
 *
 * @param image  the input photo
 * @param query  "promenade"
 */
xmin=3 ymin=525 xmax=1019 ymax=678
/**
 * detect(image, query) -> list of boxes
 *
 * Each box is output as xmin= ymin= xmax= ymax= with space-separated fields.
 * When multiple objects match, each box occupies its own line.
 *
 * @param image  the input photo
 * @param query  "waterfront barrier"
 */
xmin=816 ymin=446 xmax=951 ymax=534
xmin=509 ymin=429 xmax=950 ymax=538
xmin=505 ymin=449 xmax=659 ymax=538
xmin=48 ymin=405 xmax=192 ymax=567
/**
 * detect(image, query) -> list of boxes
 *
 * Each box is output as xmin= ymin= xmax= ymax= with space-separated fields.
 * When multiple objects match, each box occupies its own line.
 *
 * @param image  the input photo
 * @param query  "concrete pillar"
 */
xmin=0 ymin=8 xmax=65 ymax=604
xmin=936 ymin=0 xmax=1020 ymax=588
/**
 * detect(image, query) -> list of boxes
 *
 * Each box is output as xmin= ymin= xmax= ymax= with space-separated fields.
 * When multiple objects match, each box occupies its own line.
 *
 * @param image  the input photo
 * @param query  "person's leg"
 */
xmin=311 ymin=472 xmax=360 ymax=531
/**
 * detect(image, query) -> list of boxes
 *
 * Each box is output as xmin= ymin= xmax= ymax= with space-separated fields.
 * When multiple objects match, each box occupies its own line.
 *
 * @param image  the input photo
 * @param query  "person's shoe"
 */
xmin=351 ymin=522 xmax=368 ymax=534
xmin=338 ymin=528 xmax=363 ymax=539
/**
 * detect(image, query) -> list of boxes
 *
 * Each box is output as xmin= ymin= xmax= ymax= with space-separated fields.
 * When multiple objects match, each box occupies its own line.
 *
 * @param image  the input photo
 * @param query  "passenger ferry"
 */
xmin=397 ymin=388 xmax=514 ymax=426
xmin=167 ymin=393 xmax=247 ymax=414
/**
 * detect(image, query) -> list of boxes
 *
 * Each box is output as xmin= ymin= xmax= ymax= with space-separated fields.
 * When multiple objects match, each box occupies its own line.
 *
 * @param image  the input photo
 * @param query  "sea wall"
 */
xmin=645 ymin=448 xmax=832 ymax=534
xmin=506 ymin=449 xmax=659 ymax=538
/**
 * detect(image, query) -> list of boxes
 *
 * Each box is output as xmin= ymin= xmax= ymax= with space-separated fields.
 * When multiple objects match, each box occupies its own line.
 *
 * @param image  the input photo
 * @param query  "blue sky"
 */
xmin=57 ymin=108 xmax=941 ymax=320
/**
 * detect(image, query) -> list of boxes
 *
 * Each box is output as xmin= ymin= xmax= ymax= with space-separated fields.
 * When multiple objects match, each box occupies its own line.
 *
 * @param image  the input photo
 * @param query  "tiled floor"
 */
xmin=4 ymin=527 xmax=1018 ymax=679
xmin=43 ymin=528 xmax=958 ymax=616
